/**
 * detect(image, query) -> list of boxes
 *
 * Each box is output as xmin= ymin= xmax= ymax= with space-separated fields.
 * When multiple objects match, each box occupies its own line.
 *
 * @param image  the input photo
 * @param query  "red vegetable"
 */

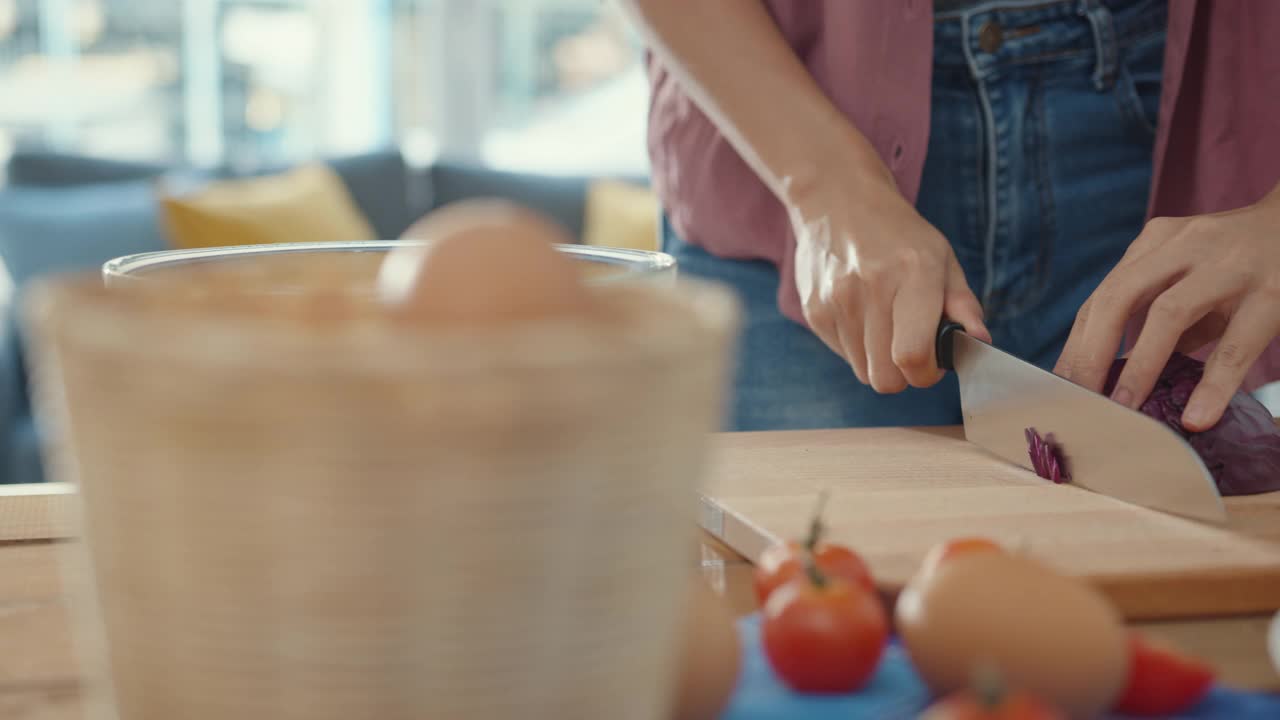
xmin=920 ymin=691 xmax=1064 ymax=720
xmin=760 ymin=570 xmax=889 ymax=693
xmin=753 ymin=491 xmax=874 ymax=606
xmin=1113 ymin=631 xmax=1215 ymax=716
xmin=921 ymin=668 xmax=1066 ymax=720
xmin=1103 ymin=353 xmax=1280 ymax=496
xmin=758 ymin=490 xmax=888 ymax=693
xmin=754 ymin=540 xmax=874 ymax=607
xmin=1024 ymin=428 xmax=1070 ymax=484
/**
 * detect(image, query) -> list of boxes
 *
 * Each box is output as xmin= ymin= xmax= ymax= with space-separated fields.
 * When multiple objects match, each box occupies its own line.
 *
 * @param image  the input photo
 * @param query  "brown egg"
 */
xmin=670 ymin=577 xmax=742 ymax=720
xmin=380 ymin=199 xmax=590 ymax=322
xmin=895 ymin=551 xmax=1129 ymax=719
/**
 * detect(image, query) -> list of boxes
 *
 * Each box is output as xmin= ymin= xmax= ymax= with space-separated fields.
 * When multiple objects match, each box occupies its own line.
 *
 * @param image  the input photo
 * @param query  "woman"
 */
xmin=619 ymin=0 xmax=1280 ymax=433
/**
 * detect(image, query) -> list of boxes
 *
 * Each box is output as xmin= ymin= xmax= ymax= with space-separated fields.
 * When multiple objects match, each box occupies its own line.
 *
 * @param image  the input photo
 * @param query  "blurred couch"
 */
xmin=0 ymin=148 xmax=648 ymax=485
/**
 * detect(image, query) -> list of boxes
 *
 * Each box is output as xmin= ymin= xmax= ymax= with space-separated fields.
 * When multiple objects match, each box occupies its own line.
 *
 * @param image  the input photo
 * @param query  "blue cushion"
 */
xmin=0 ymin=181 xmax=169 ymax=288
xmin=0 ymin=182 xmax=167 ymax=476
xmin=7 ymin=149 xmax=420 ymax=241
xmin=0 ymin=312 xmax=20 ymax=483
xmin=6 ymin=417 xmax=43 ymax=485
xmin=6 ymin=151 xmax=167 ymax=187
xmin=326 ymin=151 xmax=422 ymax=239
xmin=429 ymin=161 xmax=590 ymax=240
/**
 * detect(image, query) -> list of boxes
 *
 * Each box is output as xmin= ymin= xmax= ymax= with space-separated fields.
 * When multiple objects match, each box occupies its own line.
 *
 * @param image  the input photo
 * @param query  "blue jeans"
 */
xmin=662 ymin=0 xmax=1167 ymax=431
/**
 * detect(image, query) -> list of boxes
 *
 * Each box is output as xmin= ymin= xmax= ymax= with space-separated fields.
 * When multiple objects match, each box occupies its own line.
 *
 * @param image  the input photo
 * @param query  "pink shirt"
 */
xmin=646 ymin=1 xmax=1280 ymax=391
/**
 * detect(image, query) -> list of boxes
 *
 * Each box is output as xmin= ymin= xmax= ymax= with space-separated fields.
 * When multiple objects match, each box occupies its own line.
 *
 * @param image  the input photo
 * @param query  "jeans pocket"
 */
xmin=1114 ymin=31 xmax=1165 ymax=140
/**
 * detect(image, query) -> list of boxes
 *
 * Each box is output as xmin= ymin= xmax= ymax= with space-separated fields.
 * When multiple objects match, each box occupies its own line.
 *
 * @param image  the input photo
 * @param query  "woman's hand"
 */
xmin=1055 ymin=187 xmax=1280 ymax=431
xmin=789 ymin=174 xmax=990 ymax=393
xmin=620 ymin=0 xmax=990 ymax=395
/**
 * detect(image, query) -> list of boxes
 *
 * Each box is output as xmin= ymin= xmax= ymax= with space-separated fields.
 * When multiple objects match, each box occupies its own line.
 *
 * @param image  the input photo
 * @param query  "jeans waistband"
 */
xmin=933 ymin=0 xmax=1167 ymax=89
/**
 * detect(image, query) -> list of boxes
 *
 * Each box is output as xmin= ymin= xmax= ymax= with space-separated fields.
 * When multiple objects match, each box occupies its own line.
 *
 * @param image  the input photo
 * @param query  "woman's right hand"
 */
xmin=617 ymin=0 xmax=988 ymax=392
xmin=788 ymin=172 xmax=991 ymax=393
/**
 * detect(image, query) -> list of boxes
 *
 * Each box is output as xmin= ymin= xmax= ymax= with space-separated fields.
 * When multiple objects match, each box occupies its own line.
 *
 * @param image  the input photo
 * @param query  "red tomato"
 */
xmin=919 ymin=689 xmax=1066 ymax=719
xmin=753 ymin=540 xmax=874 ymax=607
xmin=919 ymin=537 xmax=1003 ymax=577
xmin=1114 ymin=631 xmax=1215 ymax=716
xmin=760 ymin=576 xmax=888 ymax=693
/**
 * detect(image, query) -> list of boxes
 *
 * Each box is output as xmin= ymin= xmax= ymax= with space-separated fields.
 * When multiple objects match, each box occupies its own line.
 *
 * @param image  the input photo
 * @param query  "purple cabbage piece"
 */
xmin=1102 ymin=353 xmax=1280 ymax=496
xmin=1025 ymin=427 xmax=1071 ymax=484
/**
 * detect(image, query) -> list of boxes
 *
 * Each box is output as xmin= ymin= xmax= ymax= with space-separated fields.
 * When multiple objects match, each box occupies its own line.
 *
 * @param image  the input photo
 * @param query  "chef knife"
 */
xmin=936 ymin=322 xmax=1227 ymax=524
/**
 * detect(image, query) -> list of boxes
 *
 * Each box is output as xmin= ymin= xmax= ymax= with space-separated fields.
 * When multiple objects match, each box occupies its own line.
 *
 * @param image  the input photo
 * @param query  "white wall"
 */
xmin=1257 ymin=383 xmax=1280 ymax=416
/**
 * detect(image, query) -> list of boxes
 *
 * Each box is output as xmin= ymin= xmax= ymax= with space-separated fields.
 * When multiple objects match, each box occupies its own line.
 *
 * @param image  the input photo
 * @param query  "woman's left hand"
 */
xmin=1055 ymin=187 xmax=1280 ymax=431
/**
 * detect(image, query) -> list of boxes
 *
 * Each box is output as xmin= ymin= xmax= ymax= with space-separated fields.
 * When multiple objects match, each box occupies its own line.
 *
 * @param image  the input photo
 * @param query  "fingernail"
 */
xmin=1111 ymin=387 xmax=1133 ymax=408
xmin=1183 ymin=398 xmax=1211 ymax=430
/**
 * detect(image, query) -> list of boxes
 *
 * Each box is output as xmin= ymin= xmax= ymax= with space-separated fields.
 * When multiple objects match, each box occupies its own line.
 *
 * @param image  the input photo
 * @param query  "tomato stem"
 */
xmin=803 ymin=490 xmax=831 ymax=589
xmin=804 ymin=489 xmax=831 ymax=552
xmin=803 ymin=547 xmax=827 ymax=589
xmin=972 ymin=663 xmax=1007 ymax=710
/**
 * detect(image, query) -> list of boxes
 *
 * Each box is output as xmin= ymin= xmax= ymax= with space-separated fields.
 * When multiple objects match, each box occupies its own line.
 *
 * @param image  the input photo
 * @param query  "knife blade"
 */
xmin=936 ymin=322 xmax=1227 ymax=524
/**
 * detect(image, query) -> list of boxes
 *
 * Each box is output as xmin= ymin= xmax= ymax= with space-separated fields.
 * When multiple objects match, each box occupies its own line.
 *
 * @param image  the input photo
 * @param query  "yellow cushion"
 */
xmin=157 ymin=163 xmax=376 ymax=250
xmin=582 ymin=179 xmax=660 ymax=252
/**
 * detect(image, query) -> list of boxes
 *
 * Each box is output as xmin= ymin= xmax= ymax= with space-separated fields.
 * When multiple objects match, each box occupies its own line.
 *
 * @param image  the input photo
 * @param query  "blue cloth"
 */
xmin=724 ymin=614 xmax=1280 ymax=719
xmin=663 ymin=0 xmax=1167 ymax=432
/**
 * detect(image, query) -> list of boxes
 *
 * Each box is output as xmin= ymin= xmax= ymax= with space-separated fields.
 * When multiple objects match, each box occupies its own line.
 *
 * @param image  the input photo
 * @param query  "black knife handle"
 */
xmin=936 ymin=319 xmax=965 ymax=372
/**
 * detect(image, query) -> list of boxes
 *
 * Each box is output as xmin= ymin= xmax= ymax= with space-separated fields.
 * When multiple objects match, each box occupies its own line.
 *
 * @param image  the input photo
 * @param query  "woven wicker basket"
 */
xmin=26 ymin=273 xmax=739 ymax=720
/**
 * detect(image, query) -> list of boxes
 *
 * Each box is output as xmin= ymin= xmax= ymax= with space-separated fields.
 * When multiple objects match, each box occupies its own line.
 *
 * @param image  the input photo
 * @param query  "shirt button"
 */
xmin=978 ymin=21 xmax=1004 ymax=53
xmin=892 ymin=142 xmax=907 ymax=165
xmin=904 ymin=0 xmax=919 ymax=16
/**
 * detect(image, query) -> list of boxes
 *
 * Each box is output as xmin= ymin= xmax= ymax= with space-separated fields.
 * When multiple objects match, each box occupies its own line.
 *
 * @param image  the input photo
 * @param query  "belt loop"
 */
xmin=1077 ymin=0 xmax=1118 ymax=91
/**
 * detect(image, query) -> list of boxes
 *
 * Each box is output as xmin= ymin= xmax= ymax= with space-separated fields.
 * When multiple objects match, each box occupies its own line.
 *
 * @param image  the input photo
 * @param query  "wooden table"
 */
xmin=1 ymin=490 xmax=1277 ymax=719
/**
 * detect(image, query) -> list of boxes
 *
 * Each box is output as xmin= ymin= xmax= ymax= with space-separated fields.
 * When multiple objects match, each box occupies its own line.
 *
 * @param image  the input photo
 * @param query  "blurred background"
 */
xmin=0 ymin=0 xmax=649 ymax=175
xmin=1 ymin=1 xmax=1275 ymax=486
xmin=0 ymin=0 xmax=661 ymax=485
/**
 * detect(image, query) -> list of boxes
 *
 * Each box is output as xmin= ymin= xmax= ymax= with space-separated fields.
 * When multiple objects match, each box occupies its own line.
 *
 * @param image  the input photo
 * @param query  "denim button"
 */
xmin=978 ymin=21 xmax=1004 ymax=53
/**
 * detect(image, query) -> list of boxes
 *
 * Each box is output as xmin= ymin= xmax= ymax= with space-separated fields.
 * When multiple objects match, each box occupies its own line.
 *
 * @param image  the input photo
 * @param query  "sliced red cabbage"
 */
xmin=1025 ymin=427 xmax=1071 ymax=484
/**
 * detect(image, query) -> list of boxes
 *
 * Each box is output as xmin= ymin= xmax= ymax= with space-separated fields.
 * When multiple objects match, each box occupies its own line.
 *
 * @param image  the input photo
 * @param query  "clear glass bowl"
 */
xmin=102 ymin=241 xmax=677 ymax=295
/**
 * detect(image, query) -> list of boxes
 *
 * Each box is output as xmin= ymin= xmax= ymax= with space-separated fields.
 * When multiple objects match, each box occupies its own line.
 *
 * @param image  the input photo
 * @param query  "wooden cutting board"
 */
xmin=0 ymin=484 xmax=76 ymax=542
xmin=699 ymin=426 xmax=1280 ymax=621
